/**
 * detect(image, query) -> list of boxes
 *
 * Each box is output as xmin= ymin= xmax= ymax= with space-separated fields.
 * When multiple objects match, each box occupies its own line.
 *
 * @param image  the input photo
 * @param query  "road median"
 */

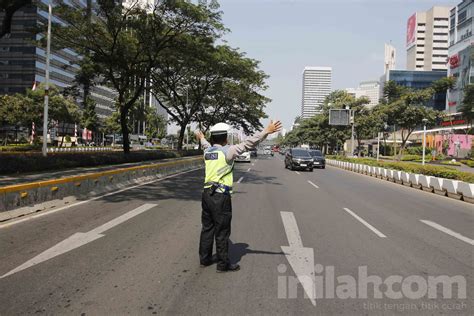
xmin=0 ymin=156 xmax=203 ymax=221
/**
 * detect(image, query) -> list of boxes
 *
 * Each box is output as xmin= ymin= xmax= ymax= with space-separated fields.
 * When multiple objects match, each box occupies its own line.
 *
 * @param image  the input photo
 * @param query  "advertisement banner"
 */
xmin=406 ymin=13 xmax=417 ymax=48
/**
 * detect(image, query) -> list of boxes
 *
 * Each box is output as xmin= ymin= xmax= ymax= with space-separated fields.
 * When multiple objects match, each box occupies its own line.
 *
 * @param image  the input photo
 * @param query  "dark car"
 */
xmin=250 ymin=149 xmax=257 ymax=157
xmin=285 ymin=148 xmax=314 ymax=171
xmin=309 ymin=149 xmax=326 ymax=169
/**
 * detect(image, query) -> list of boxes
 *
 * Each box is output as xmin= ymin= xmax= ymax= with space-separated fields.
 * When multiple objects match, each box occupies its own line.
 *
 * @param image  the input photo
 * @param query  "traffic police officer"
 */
xmin=195 ymin=120 xmax=282 ymax=272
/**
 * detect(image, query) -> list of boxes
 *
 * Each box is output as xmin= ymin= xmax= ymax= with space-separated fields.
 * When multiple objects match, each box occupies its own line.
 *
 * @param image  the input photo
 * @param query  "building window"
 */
xmin=416 ymin=58 xmax=424 ymax=61
xmin=418 ymin=30 xmax=425 ymax=33
xmin=433 ymin=40 xmax=448 ymax=43
xmin=434 ymin=18 xmax=449 ymax=21
xmin=417 ymin=44 xmax=425 ymax=47
xmin=433 ymin=32 xmax=447 ymax=36
xmin=418 ymin=23 xmax=426 ymax=26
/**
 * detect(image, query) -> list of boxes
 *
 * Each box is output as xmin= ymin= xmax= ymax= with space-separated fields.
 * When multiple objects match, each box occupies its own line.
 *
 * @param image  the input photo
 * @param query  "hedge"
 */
xmin=0 ymin=149 xmax=202 ymax=174
xmin=461 ymin=160 xmax=474 ymax=168
xmin=327 ymin=156 xmax=474 ymax=183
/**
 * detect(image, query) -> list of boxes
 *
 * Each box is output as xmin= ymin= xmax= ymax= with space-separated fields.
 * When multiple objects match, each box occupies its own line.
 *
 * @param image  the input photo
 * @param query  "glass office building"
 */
xmin=387 ymin=70 xmax=448 ymax=111
xmin=0 ymin=0 xmax=116 ymax=119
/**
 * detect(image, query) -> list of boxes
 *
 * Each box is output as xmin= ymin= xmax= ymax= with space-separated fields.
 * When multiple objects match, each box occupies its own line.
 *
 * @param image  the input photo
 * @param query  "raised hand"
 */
xmin=264 ymin=120 xmax=282 ymax=135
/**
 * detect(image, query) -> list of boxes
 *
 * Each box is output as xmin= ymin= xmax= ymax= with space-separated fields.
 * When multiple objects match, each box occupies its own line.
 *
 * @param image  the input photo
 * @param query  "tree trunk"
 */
xmin=120 ymin=108 xmax=130 ymax=154
xmin=177 ymin=123 xmax=186 ymax=151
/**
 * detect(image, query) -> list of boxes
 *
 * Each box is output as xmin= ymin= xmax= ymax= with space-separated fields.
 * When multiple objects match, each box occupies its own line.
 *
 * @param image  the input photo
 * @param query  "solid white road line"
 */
xmin=295 ymin=171 xmax=301 ymax=175
xmin=237 ymin=177 xmax=244 ymax=184
xmin=343 ymin=208 xmax=387 ymax=238
xmin=1 ymin=203 xmax=157 ymax=279
xmin=307 ymin=180 xmax=319 ymax=189
xmin=280 ymin=211 xmax=304 ymax=248
xmin=420 ymin=220 xmax=474 ymax=246
xmin=0 ymin=167 xmax=202 ymax=229
xmin=280 ymin=211 xmax=316 ymax=306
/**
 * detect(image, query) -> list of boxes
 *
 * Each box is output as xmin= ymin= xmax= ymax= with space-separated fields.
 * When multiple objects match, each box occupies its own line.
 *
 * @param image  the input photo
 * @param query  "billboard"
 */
xmin=406 ymin=13 xmax=417 ymax=48
xmin=329 ymin=109 xmax=350 ymax=126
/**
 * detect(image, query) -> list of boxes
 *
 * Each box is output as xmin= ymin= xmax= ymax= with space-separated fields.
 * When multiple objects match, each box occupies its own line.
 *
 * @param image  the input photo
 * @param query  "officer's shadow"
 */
xmin=229 ymin=240 xmax=283 ymax=264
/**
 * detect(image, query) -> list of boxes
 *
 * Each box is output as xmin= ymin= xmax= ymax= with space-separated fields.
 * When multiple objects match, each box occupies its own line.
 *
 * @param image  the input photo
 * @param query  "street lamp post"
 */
xmin=42 ymin=2 xmax=52 ymax=157
xmin=422 ymin=118 xmax=428 ymax=166
xmin=350 ymin=109 xmax=355 ymax=156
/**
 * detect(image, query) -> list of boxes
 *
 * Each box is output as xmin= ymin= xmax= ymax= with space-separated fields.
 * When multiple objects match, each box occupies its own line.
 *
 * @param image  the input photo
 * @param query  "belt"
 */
xmin=204 ymin=182 xmax=232 ymax=195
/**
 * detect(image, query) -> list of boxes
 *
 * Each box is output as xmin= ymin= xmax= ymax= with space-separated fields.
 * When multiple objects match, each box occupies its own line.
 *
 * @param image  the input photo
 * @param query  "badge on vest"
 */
xmin=205 ymin=152 xmax=218 ymax=160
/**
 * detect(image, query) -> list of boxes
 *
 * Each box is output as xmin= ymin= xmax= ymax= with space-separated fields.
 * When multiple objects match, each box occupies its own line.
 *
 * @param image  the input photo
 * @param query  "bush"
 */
xmin=400 ymin=155 xmax=422 ymax=161
xmin=329 ymin=156 xmax=474 ymax=183
xmin=0 ymin=149 xmax=202 ymax=174
xmin=406 ymin=146 xmax=423 ymax=155
xmin=461 ymin=160 xmax=474 ymax=168
xmin=440 ymin=160 xmax=461 ymax=166
xmin=0 ymin=144 xmax=42 ymax=152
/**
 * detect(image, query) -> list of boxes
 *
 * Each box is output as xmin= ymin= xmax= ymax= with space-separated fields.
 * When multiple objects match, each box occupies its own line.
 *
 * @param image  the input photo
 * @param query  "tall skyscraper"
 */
xmin=406 ymin=6 xmax=452 ymax=71
xmin=301 ymin=67 xmax=332 ymax=119
xmin=447 ymin=0 xmax=473 ymax=113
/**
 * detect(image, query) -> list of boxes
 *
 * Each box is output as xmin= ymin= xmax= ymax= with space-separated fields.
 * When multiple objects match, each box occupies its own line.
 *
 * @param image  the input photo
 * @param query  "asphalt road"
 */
xmin=0 ymin=155 xmax=472 ymax=315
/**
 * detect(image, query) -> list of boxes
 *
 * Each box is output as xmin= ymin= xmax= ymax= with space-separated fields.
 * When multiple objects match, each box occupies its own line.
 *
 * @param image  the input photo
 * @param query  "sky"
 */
xmin=217 ymin=0 xmax=459 ymax=131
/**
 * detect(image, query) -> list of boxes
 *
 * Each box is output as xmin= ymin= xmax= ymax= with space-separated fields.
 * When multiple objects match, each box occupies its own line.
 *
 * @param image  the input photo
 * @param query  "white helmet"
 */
xmin=209 ymin=122 xmax=231 ymax=135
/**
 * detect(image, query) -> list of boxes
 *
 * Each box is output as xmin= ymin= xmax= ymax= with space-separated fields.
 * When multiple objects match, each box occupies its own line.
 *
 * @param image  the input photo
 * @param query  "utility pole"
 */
xmin=42 ymin=2 xmax=52 ymax=157
xmin=422 ymin=118 xmax=428 ymax=165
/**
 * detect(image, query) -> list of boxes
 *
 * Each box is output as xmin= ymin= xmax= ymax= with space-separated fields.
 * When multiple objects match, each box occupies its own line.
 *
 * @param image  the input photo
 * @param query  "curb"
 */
xmin=0 ymin=157 xmax=203 ymax=219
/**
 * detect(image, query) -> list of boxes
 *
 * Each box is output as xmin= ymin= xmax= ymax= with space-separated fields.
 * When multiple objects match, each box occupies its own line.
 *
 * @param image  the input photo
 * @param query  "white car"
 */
xmin=235 ymin=151 xmax=251 ymax=163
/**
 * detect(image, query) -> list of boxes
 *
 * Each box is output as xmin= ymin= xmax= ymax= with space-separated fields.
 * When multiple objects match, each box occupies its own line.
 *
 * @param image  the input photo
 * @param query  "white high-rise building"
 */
xmin=406 ymin=6 xmax=452 ymax=71
xmin=345 ymin=81 xmax=380 ymax=108
xmin=384 ymin=43 xmax=397 ymax=79
xmin=301 ymin=67 xmax=332 ymax=118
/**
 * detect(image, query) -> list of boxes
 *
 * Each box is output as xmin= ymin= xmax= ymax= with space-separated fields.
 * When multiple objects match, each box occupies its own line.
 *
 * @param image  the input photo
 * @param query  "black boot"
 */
xmin=216 ymin=263 xmax=240 ymax=273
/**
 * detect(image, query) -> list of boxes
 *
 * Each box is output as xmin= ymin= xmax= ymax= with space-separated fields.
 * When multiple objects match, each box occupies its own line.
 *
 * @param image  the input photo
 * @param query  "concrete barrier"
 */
xmin=442 ymin=179 xmax=462 ymax=200
xmin=394 ymin=171 xmax=403 ymax=184
xmin=430 ymin=178 xmax=446 ymax=196
xmin=419 ymin=175 xmax=433 ymax=192
xmin=0 ymin=157 xmax=203 ymax=221
xmin=457 ymin=182 xmax=474 ymax=203
xmin=409 ymin=174 xmax=421 ymax=189
xmin=401 ymin=172 xmax=411 ymax=187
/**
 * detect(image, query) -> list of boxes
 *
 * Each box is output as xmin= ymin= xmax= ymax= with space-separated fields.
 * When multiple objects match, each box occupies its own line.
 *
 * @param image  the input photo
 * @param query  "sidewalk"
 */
xmin=0 ymin=157 xmax=199 ymax=187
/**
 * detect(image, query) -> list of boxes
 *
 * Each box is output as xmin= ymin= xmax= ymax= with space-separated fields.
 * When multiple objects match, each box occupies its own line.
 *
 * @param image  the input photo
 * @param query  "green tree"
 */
xmin=460 ymin=84 xmax=474 ymax=134
xmin=145 ymin=107 xmax=166 ymax=140
xmin=52 ymin=0 xmax=222 ymax=153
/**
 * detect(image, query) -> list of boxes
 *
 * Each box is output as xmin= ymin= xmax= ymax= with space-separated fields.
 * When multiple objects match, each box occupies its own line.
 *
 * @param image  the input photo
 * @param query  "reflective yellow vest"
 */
xmin=203 ymin=147 xmax=234 ymax=193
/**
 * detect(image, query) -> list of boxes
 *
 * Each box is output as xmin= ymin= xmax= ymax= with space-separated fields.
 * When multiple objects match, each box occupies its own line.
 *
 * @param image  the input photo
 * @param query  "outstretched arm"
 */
xmin=226 ymin=120 xmax=282 ymax=161
xmin=195 ymin=131 xmax=211 ymax=150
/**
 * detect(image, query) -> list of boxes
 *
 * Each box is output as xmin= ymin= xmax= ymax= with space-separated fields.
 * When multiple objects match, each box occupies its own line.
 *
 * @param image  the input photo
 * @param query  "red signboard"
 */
xmin=441 ymin=119 xmax=466 ymax=126
xmin=449 ymin=54 xmax=460 ymax=69
xmin=406 ymin=13 xmax=417 ymax=48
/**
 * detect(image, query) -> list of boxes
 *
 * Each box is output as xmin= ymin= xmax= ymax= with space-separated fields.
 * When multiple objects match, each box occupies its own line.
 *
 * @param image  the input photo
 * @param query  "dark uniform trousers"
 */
xmin=199 ymin=188 xmax=232 ymax=269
